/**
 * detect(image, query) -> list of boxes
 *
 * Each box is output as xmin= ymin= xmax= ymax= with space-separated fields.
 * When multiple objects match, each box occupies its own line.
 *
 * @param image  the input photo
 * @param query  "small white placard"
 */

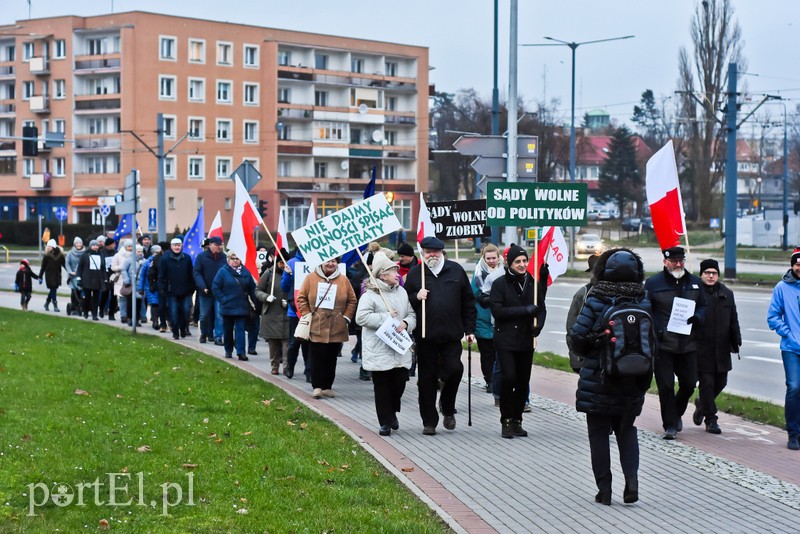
xmin=375 ymin=317 xmax=413 ymax=355
xmin=667 ymin=297 xmax=695 ymax=335
xmin=315 ymin=282 xmax=337 ymax=310
xmin=89 ymin=255 xmax=102 ymax=270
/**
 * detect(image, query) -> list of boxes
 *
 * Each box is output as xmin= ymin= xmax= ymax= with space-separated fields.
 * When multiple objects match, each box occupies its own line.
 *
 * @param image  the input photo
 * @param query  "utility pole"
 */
xmin=504 ymin=0 xmax=518 ymax=246
xmin=724 ymin=63 xmax=738 ymax=279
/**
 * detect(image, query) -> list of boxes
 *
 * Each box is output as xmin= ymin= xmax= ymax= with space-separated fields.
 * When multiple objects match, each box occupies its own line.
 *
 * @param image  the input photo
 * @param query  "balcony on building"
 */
xmin=29 ymin=95 xmax=50 ymax=114
xmin=277 ymin=67 xmax=313 ymax=83
xmin=0 ymin=102 xmax=14 ymax=118
xmin=74 ymin=56 xmax=121 ymax=75
xmin=277 ymin=140 xmax=313 ymax=156
xmin=29 ymin=172 xmax=52 ymax=190
xmin=383 ymin=112 xmax=416 ymax=126
xmin=73 ymin=172 xmax=121 ymax=191
xmin=0 ymin=65 xmax=15 ymax=80
xmin=0 ymin=140 xmax=14 ymax=155
xmin=74 ymin=134 xmax=122 ymax=153
xmin=29 ymin=57 xmax=50 ymax=76
xmin=74 ymin=95 xmax=121 ymax=114
xmin=277 ymin=106 xmax=313 ymax=121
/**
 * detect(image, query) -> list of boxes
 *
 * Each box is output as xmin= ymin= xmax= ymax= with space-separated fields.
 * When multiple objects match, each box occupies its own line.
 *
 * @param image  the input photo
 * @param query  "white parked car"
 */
xmin=575 ymin=233 xmax=606 ymax=258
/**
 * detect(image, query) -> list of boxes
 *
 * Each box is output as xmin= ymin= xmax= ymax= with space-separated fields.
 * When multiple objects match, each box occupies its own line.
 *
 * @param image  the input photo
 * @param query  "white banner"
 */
xmin=291 ymin=194 xmax=402 ymax=269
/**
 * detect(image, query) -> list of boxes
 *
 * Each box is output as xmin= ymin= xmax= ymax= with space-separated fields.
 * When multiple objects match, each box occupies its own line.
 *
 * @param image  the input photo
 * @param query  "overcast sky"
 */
xmin=5 ymin=1 xmax=799 ymax=129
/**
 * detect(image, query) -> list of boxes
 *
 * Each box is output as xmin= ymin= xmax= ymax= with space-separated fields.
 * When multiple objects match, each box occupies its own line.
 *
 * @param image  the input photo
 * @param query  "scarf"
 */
xmin=590 ymin=280 xmax=644 ymax=299
xmin=233 ymin=265 xmax=243 ymax=275
xmin=474 ymin=256 xmax=501 ymax=287
xmin=315 ymin=264 xmax=341 ymax=281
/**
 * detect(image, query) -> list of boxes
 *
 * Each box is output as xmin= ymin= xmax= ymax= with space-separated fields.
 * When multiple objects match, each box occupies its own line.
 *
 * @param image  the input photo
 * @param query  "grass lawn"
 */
xmin=0 ymin=310 xmax=449 ymax=533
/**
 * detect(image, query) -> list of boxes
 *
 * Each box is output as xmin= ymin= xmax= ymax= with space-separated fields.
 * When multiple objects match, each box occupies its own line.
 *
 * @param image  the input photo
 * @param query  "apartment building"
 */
xmin=0 ymin=11 xmax=429 ymax=233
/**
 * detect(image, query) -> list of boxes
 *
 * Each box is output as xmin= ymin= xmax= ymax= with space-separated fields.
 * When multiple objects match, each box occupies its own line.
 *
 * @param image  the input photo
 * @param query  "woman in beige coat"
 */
xmin=296 ymin=257 xmax=358 ymax=399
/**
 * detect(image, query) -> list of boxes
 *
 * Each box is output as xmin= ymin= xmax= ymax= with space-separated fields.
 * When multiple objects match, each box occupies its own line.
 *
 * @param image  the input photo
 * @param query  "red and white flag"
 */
xmin=207 ymin=210 xmax=223 ymax=241
xmin=416 ymin=193 xmax=435 ymax=254
xmin=646 ymin=140 xmax=686 ymax=250
xmin=530 ymin=226 xmax=568 ymax=286
xmin=227 ymin=177 xmax=261 ymax=280
xmin=275 ymin=209 xmax=288 ymax=256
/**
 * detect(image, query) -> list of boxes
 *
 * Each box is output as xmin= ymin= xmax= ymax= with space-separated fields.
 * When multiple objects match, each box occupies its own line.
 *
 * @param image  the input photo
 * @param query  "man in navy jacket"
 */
xmin=158 ymin=238 xmax=196 ymax=340
xmin=193 ymin=236 xmax=226 ymax=345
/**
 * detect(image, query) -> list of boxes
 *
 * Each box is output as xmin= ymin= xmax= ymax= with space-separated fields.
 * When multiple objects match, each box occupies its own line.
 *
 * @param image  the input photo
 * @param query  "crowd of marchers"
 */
xmin=12 ymin=234 xmax=800 ymax=506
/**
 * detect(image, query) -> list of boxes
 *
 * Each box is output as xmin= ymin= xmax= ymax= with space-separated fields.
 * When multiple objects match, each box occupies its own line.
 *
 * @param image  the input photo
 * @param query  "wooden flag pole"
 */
xmin=354 ymin=247 xmax=395 ymax=314
xmin=421 ymin=259 xmax=427 ymax=339
xmin=269 ymin=257 xmax=277 ymax=298
xmin=258 ymin=218 xmax=290 ymax=268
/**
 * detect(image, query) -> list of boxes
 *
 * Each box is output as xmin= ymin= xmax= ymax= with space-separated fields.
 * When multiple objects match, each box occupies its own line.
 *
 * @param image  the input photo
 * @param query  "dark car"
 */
xmin=621 ymin=217 xmax=653 ymax=232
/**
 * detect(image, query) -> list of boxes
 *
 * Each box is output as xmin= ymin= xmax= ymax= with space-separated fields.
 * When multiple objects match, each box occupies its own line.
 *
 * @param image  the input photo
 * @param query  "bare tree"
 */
xmin=676 ymin=0 xmax=746 ymax=221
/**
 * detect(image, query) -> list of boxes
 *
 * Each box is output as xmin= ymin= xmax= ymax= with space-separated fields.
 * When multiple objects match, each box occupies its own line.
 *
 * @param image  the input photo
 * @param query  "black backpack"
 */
xmin=593 ymin=297 xmax=656 ymax=377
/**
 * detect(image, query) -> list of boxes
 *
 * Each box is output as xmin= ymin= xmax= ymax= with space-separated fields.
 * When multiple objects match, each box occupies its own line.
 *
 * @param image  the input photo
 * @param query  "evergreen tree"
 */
xmin=597 ymin=126 xmax=640 ymax=217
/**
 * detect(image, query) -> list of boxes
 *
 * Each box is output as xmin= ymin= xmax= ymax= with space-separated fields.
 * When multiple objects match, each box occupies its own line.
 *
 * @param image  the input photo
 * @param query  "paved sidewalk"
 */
xmin=3 ymin=294 xmax=799 ymax=533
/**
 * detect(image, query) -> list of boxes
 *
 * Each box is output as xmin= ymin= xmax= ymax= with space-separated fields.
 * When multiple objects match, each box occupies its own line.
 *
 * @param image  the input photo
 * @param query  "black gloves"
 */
xmin=478 ymin=293 xmax=491 ymax=308
xmin=525 ymin=304 xmax=539 ymax=315
xmin=686 ymin=315 xmax=699 ymax=325
xmin=539 ymin=262 xmax=550 ymax=281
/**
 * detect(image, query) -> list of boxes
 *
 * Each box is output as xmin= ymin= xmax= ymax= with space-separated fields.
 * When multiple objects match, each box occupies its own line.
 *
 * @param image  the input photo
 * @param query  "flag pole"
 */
xmin=533 ymin=229 xmax=539 ymax=350
xmin=257 ymin=218 xmax=290 ymax=269
xmin=421 ymin=260 xmax=426 ymax=339
xmin=354 ymin=247 xmax=395 ymax=313
xmin=269 ymin=255 xmax=278 ymax=298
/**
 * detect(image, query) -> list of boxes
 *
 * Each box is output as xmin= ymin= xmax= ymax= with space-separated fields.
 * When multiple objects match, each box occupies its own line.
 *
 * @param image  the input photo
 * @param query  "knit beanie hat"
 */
xmin=397 ymin=242 xmax=415 ymax=257
xmin=699 ymin=258 xmax=720 ymax=273
xmin=791 ymin=247 xmax=800 ymax=265
xmin=371 ymin=251 xmax=399 ymax=278
xmin=506 ymin=244 xmax=528 ymax=266
xmin=74 ymin=236 xmax=83 ymax=246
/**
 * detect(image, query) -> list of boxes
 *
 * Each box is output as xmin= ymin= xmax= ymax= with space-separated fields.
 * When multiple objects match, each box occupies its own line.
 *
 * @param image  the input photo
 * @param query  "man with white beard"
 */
xmin=405 ymin=236 xmax=476 ymax=436
xmin=644 ymin=246 xmax=707 ymax=440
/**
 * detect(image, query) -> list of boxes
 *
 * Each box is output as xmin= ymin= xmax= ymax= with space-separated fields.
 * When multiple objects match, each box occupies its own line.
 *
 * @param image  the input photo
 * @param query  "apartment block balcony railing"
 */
xmin=29 ymin=96 xmax=50 ymax=113
xmin=29 ymin=57 xmax=50 ymax=75
xmin=74 ymin=57 xmax=121 ymax=74
xmin=0 ymin=65 xmax=15 ymax=79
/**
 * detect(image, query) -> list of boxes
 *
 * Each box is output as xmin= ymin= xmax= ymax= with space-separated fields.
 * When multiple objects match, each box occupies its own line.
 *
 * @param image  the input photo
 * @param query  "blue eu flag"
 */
xmin=183 ymin=206 xmax=205 ymax=262
xmin=113 ymin=214 xmax=138 ymax=242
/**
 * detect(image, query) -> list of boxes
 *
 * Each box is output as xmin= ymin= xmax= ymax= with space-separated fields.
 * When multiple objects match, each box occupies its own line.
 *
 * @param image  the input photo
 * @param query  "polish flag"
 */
xmin=227 ymin=177 xmax=261 ymax=280
xmin=416 ymin=193 xmax=435 ymax=254
xmin=275 ymin=209 xmax=288 ymax=256
xmin=531 ymin=226 xmax=568 ymax=286
xmin=207 ymin=210 xmax=223 ymax=241
xmin=646 ymin=141 xmax=686 ymax=250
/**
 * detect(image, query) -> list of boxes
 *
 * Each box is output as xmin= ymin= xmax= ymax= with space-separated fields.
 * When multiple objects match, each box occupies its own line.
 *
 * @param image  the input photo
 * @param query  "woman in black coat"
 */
xmin=76 ymin=240 xmax=105 ymax=320
xmin=39 ymin=239 xmax=66 ymax=312
xmin=569 ymin=248 xmax=652 ymax=506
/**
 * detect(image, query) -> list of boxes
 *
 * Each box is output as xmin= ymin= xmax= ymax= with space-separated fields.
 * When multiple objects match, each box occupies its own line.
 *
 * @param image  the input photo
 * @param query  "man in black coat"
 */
xmin=644 ymin=246 xmax=707 ymax=440
xmin=692 ymin=258 xmax=741 ymax=434
xmin=158 ymin=237 xmax=196 ymax=340
xmin=488 ymin=244 xmax=548 ymax=438
xmin=405 ymin=236 xmax=476 ymax=435
xmin=193 ymin=235 xmax=226 ymax=344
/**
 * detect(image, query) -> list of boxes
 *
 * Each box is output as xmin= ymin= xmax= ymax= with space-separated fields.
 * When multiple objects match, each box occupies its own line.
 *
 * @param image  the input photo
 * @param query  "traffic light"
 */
xmin=258 ymin=200 xmax=268 ymax=218
xmin=22 ymin=126 xmax=38 ymax=157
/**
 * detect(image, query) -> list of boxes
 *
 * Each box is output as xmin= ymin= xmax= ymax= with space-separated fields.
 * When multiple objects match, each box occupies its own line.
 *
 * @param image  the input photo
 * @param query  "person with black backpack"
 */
xmin=570 ymin=248 xmax=654 ymax=506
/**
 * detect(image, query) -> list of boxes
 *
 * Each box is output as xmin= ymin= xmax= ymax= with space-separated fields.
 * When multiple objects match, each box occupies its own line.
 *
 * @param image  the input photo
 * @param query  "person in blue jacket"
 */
xmin=138 ymin=244 xmax=161 ymax=329
xmin=472 ymin=244 xmax=502 ymax=393
xmin=193 ymin=236 xmax=226 ymax=345
xmin=213 ymin=249 xmax=258 ymax=361
xmin=767 ymin=248 xmax=800 ymax=451
xmin=158 ymin=237 xmax=195 ymax=340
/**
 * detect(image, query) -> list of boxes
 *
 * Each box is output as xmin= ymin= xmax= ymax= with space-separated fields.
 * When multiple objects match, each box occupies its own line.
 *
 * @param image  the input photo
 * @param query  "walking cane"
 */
xmin=467 ymin=340 xmax=473 ymax=427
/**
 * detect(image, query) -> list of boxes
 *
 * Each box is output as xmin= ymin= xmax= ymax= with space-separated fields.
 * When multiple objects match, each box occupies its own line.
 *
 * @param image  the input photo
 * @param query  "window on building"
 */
xmin=318 ymin=198 xmax=346 ymax=217
xmin=54 ymin=39 xmax=66 ymax=59
xmin=162 ymin=115 xmax=176 ymax=139
xmin=188 ymin=39 xmax=205 ymax=63
xmin=351 ymin=57 xmax=364 ymax=73
xmin=278 ymin=124 xmax=290 ymax=141
xmin=168 ymin=197 xmax=176 ymax=210
xmin=160 ymin=36 xmax=176 ymax=60
xmin=278 ymin=49 xmax=291 ymax=66
xmin=392 ymin=199 xmax=411 ymax=229
xmin=385 ymin=131 xmax=396 ymax=145
xmin=243 ymin=121 xmax=258 ymax=143
xmin=188 ymin=78 xmax=204 ymax=102
xmin=314 ymin=162 xmax=327 ymax=178
xmin=54 ymin=157 xmax=65 ymax=176
xmin=216 ymin=119 xmax=231 ymax=142
xmin=163 ymin=155 xmax=176 ymax=179
xmin=188 ymin=118 xmax=205 ymax=140
xmin=22 ymin=81 xmax=34 ymax=99
xmin=216 ymin=157 xmax=232 ymax=180
xmin=54 ymin=119 xmax=65 ymax=133
xmin=277 ymin=87 xmax=290 ymax=103
xmin=188 ymin=156 xmax=204 ymax=180
xmin=23 ymin=42 xmax=34 ymax=60
xmin=244 ymin=45 xmax=258 ymax=67
xmin=383 ymin=164 xmax=397 ymax=180
xmin=2 ymin=44 xmax=15 ymax=62
xmin=277 ymin=160 xmax=291 ymax=177
xmin=87 ymin=156 xmax=108 ymax=174
xmin=52 ymin=79 xmax=66 ymax=99
xmin=283 ymin=202 xmax=310 ymax=231
xmin=314 ymin=91 xmax=328 ymax=107
xmin=88 ymin=118 xmax=106 ymax=134
xmin=243 ymin=83 xmax=258 ymax=105
xmin=315 ymin=122 xmax=347 ymax=141
xmin=385 ymin=61 xmax=398 ymax=76
xmin=159 ymin=76 xmax=176 ymax=99
xmin=23 ymin=159 xmax=34 ymax=176
xmin=386 ymin=96 xmax=397 ymax=111
xmin=86 ymin=38 xmax=102 ymax=55
xmin=315 ymin=53 xmax=328 ymax=70
xmin=217 ymin=42 xmax=232 ymax=65
xmin=224 ymin=197 xmax=231 ymax=210
xmin=216 ymin=81 xmax=231 ymax=103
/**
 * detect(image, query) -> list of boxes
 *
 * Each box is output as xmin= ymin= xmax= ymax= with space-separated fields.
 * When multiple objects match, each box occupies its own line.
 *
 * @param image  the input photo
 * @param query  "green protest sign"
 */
xmin=291 ymin=194 xmax=402 ymax=268
xmin=486 ymin=183 xmax=588 ymax=226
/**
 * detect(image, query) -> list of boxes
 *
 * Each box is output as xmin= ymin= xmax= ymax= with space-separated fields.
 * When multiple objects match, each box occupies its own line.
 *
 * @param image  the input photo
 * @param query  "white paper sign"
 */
xmin=293 ymin=262 xmax=346 ymax=292
xmin=291 ymin=194 xmax=402 ymax=269
xmin=315 ymin=282 xmax=337 ymax=310
xmin=89 ymin=255 xmax=102 ymax=270
xmin=375 ymin=317 xmax=414 ymax=355
xmin=667 ymin=297 xmax=696 ymax=335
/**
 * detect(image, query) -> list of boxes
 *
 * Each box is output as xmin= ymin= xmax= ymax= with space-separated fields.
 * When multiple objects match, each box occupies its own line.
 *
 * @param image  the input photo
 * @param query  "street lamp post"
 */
xmin=766 ymin=96 xmax=789 ymax=250
xmin=522 ymin=35 xmax=633 ymax=266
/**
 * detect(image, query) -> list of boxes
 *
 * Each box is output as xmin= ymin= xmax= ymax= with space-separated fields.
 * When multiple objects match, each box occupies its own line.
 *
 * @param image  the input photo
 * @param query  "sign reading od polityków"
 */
xmin=291 ymin=193 xmax=402 ymax=269
xmin=486 ymin=183 xmax=589 ymax=227
xmin=427 ymin=199 xmax=490 ymax=240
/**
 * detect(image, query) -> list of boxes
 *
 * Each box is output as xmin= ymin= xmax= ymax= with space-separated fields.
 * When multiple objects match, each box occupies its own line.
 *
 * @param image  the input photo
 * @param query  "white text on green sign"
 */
xmin=486 ymin=183 xmax=588 ymax=226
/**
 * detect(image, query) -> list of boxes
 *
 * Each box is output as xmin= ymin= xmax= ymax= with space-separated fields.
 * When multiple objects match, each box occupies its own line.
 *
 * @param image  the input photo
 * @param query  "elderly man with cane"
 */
xmin=405 ymin=236 xmax=476 ymax=436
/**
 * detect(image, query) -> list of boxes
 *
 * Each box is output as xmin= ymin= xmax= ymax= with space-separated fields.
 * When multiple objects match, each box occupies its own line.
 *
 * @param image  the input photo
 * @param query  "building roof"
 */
xmin=576 ymin=135 xmax=653 ymax=166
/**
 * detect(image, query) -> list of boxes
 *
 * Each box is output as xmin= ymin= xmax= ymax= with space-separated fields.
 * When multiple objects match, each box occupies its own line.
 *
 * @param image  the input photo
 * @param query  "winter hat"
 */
xmin=791 ymin=247 xmax=800 ymax=266
xmin=20 ymin=259 xmax=29 ymax=266
xmin=73 ymin=236 xmax=83 ymax=246
xmin=122 ymin=239 xmax=133 ymax=249
xmin=89 ymin=239 xmax=98 ymax=248
xmin=585 ymin=254 xmax=599 ymax=273
xmin=371 ymin=251 xmax=399 ymax=278
xmin=699 ymin=258 xmax=720 ymax=274
xmin=397 ymin=242 xmax=415 ymax=257
xmin=46 ymin=239 xmax=57 ymax=249
xmin=603 ymin=250 xmax=640 ymax=283
xmin=150 ymin=244 xmax=162 ymax=254
xmin=506 ymin=244 xmax=528 ymax=266
xmin=208 ymin=236 xmax=223 ymax=245
xmin=170 ymin=238 xmax=182 ymax=245
xmin=663 ymin=246 xmax=686 ymax=260
xmin=104 ymin=238 xmax=115 ymax=247
xmin=419 ymin=236 xmax=445 ymax=250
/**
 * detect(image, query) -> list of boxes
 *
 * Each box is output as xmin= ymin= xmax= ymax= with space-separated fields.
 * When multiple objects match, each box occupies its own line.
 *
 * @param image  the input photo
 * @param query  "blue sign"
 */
xmin=710 ymin=218 xmax=720 ymax=229
xmin=99 ymin=205 xmax=111 ymax=218
xmin=55 ymin=207 xmax=68 ymax=221
xmin=148 ymin=208 xmax=157 ymax=232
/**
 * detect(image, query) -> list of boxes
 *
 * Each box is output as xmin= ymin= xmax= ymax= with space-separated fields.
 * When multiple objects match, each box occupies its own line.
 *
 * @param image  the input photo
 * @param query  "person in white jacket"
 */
xmin=356 ymin=251 xmax=417 ymax=437
xmin=111 ymin=239 xmax=133 ymax=323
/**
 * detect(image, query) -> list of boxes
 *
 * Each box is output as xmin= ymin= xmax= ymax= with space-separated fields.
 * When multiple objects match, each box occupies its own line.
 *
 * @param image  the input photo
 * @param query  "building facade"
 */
xmin=0 ymin=11 xmax=429 ymax=234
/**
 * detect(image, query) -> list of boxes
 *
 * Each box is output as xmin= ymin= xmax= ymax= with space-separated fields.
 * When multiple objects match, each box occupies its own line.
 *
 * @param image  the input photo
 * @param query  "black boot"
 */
xmin=501 ymin=418 xmax=514 ymax=439
xmin=512 ymin=419 xmax=528 ymax=437
xmin=44 ymin=298 xmax=50 ymax=311
xmin=595 ymin=491 xmax=611 ymax=506
xmin=52 ymin=300 xmax=60 ymax=313
xmin=623 ymin=476 xmax=638 ymax=504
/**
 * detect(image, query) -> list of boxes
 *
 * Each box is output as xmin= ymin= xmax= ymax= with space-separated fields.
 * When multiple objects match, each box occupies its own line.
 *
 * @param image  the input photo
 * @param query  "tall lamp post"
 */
xmin=765 ymin=96 xmax=789 ymax=250
xmin=522 ymin=35 xmax=633 ymax=266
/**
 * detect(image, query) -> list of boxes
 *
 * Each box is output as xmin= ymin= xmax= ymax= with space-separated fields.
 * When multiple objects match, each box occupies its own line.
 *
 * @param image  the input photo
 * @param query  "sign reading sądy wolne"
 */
xmin=486 ymin=183 xmax=588 ymax=226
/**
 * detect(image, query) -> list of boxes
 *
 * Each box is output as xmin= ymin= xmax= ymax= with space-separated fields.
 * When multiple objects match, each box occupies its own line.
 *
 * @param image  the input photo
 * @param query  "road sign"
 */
xmin=148 ymin=208 xmax=157 ymax=232
xmin=486 ymin=183 xmax=589 ymax=227
xmin=55 ymin=207 xmax=68 ymax=221
xmin=453 ymin=135 xmax=539 ymax=157
xmin=99 ymin=205 xmax=111 ymax=218
xmin=470 ymin=156 xmax=538 ymax=178
xmin=230 ymin=161 xmax=262 ymax=192
xmin=710 ymin=218 xmax=720 ymax=229
xmin=97 ymin=196 xmax=116 ymax=206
